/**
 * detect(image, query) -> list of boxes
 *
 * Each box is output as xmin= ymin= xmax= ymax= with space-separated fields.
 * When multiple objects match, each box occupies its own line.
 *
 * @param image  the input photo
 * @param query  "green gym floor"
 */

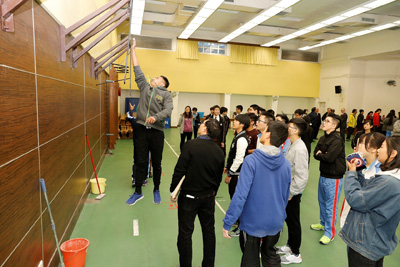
xmin=71 ymin=128 xmax=400 ymax=267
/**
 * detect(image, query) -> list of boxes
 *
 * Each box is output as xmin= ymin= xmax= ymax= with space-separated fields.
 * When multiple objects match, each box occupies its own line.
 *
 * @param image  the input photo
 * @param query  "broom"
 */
xmin=86 ymin=135 xmax=106 ymax=200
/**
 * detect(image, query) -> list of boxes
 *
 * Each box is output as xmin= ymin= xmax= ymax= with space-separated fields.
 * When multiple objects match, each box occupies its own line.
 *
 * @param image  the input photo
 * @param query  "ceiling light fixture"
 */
xmin=299 ymin=19 xmax=400 ymax=50
xmin=130 ymin=0 xmax=146 ymax=35
xmin=263 ymin=0 xmax=396 ymax=47
xmin=219 ymin=0 xmax=301 ymax=43
xmin=178 ymin=0 xmax=225 ymax=39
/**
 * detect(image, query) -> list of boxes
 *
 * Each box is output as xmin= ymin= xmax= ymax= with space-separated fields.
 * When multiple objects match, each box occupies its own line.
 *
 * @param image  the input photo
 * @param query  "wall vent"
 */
xmin=120 ymin=35 xmax=172 ymax=50
xmin=281 ymin=50 xmax=319 ymax=63
xmin=182 ymin=5 xmax=197 ymax=12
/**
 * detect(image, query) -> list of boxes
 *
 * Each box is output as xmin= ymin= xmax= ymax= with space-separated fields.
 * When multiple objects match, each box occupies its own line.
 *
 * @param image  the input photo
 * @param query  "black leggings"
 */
xmin=180 ymin=132 xmax=192 ymax=151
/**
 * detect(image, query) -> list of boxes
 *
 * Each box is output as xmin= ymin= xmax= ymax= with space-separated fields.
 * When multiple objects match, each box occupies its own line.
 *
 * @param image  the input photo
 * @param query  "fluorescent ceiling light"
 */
xmin=179 ymin=0 xmax=224 ymax=39
xmin=130 ymin=0 xmax=146 ymax=35
xmin=299 ymin=19 xmax=400 ymax=50
xmin=262 ymin=0 xmax=395 ymax=47
xmin=219 ymin=0 xmax=301 ymax=43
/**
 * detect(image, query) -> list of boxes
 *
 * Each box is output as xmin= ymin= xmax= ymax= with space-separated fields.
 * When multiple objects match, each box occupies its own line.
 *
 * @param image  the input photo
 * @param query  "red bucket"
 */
xmin=60 ymin=238 xmax=90 ymax=267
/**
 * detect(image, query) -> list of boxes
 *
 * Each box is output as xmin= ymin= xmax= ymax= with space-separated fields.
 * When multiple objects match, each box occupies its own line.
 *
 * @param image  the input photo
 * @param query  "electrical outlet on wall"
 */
xmin=38 ymin=260 xmax=44 ymax=267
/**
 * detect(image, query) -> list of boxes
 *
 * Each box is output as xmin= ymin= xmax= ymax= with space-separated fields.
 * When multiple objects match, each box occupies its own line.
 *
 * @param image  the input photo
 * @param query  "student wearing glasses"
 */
xmin=310 ymin=114 xmax=346 ymax=245
xmin=256 ymin=111 xmax=275 ymax=149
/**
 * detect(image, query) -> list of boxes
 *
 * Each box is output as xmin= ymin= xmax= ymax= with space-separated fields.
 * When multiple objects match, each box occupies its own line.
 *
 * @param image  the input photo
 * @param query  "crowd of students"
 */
xmin=125 ymin=41 xmax=400 ymax=266
xmin=171 ymin=103 xmax=400 ymax=267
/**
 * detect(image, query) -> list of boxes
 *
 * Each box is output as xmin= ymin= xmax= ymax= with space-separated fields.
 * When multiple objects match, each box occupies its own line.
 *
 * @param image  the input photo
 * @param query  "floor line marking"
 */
xmin=133 ymin=219 xmax=139 ymax=236
xmin=164 ymin=138 xmax=227 ymax=215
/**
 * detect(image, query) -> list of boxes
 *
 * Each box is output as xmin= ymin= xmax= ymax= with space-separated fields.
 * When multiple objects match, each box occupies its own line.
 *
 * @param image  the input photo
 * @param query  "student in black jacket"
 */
xmin=310 ymin=114 xmax=346 ymax=245
xmin=170 ymin=119 xmax=224 ymax=267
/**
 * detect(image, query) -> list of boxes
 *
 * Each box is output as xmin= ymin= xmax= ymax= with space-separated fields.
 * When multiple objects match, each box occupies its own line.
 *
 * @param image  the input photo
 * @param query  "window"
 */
xmin=198 ymin=42 xmax=226 ymax=55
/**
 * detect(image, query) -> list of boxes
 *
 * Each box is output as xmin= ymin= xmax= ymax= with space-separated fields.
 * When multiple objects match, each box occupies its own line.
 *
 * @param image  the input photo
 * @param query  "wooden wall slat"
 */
xmin=42 ymin=162 xmax=86 ymax=267
xmin=39 ymin=125 xmax=85 ymax=202
xmin=0 ymin=67 xmax=37 ymax=166
xmin=85 ymin=88 xmax=100 ymax=121
xmin=0 ymin=1 xmax=34 ymax=72
xmin=37 ymin=77 xmax=84 ymax=144
xmin=0 ymin=151 xmax=40 ymax=263
xmin=33 ymin=2 xmax=84 ymax=85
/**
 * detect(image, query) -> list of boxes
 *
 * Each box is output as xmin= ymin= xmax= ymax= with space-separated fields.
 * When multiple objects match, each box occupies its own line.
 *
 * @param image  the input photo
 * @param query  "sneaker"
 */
xmin=143 ymin=180 xmax=148 ymax=186
xmin=276 ymin=245 xmax=291 ymax=255
xmin=126 ymin=192 xmax=144 ymax=206
xmin=281 ymin=253 xmax=302 ymax=264
xmin=319 ymin=235 xmax=334 ymax=245
xmin=310 ymin=223 xmax=325 ymax=231
xmin=229 ymin=227 xmax=240 ymax=237
xmin=153 ymin=190 xmax=161 ymax=204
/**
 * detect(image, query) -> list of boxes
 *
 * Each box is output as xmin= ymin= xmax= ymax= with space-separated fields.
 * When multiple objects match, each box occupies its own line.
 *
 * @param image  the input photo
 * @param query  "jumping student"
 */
xmin=310 ymin=114 xmax=345 ymax=245
xmin=277 ymin=118 xmax=309 ymax=264
xmin=224 ymin=114 xmax=250 ymax=237
xmin=126 ymin=39 xmax=173 ymax=206
xmin=340 ymin=132 xmax=385 ymax=228
xmin=222 ymin=121 xmax=291 ymax=267
xmin=340 ymin=136 xmax=400 ymax=266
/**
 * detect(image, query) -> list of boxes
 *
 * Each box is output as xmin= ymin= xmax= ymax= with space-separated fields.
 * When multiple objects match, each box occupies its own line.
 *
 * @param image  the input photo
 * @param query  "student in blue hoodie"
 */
xmin=222 ymin=121 xmax=291 ymax=267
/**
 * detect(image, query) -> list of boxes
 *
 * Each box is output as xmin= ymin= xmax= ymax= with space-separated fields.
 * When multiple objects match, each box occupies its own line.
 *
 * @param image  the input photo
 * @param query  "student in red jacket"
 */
xmin=373 ymin=109 xmax=382 ymax=132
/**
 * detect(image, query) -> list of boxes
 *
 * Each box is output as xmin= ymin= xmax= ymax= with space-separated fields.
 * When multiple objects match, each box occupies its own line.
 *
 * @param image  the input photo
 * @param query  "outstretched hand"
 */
xmin=131 ymin=38 xmax=136 ymax=49
xmin=129 ymin=103 xmax=135 ymax=111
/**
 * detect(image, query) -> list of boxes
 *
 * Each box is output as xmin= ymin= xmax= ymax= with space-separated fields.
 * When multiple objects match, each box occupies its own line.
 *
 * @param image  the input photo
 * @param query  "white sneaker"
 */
xmin=276 ymin=245 xmax=291 ymax=254
xmin=281 ymin=253 xmax=302 ymax=264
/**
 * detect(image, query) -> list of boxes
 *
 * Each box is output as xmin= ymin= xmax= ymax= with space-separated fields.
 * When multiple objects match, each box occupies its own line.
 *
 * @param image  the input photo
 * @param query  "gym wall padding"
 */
xmin=0 ymin=1 xmax=109 ymax=266
xmin=118 ymin=48 xmax=321 ymax=98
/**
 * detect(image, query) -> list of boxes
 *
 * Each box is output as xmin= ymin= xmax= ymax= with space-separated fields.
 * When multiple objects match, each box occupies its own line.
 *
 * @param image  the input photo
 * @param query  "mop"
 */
xmin=85 ymin=135 xmax=106 ymax=200
xmin=40 ymin=179 xmax=65 ymax=267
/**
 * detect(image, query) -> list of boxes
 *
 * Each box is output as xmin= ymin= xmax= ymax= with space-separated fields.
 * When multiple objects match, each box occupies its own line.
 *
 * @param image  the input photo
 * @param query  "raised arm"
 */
xmin=130 ymin=39 xmax=139 ymax=66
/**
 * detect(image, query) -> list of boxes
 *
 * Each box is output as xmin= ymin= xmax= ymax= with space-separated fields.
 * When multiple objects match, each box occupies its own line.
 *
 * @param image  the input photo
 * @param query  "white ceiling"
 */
xmin=115 ymin=0 xmax=400 ymax=51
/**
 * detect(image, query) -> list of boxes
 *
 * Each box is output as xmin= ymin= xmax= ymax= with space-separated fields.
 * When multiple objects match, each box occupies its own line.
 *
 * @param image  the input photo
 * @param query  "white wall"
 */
xmin=362 ymin=60 xmax=400 ymax=115
xmin=276 ymin=96 xmax=314 ymax=117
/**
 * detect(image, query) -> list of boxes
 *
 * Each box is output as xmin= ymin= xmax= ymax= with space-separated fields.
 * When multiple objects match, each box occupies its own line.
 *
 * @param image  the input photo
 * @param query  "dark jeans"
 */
xmin=285 ymin=194 xmax=302 ymax=255
xmin=134 ymin=124 xmax=164 ymax=194
xmin=347 ymin=127 xmax=355 ymax=140
xmin=348 ymin=247 xmax=383 ymax=267
xmin=228 ymin=175 xmax=238 ymax=200
xmin=239 ymin=231 xmax=281 ymax=267
xmin=177 ymin=194 xmax=216 ymax=267
xmin=180 ymin=132 xmax=192 ymax=151
xmin=193 ymin=126 xmax=199 ymax=139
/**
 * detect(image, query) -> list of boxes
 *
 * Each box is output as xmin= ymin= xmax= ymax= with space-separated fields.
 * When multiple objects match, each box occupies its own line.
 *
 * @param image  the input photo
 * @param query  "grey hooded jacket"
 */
xmin=134 ymin=66 xmax=173 ymax=131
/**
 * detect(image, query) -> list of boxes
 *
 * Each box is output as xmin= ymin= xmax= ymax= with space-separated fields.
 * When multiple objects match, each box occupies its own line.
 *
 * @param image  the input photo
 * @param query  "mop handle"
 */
xmin=85 ymin=135 xmax=102 ymax=194
xmin=40 ymin=179 xmax=65 ymax=267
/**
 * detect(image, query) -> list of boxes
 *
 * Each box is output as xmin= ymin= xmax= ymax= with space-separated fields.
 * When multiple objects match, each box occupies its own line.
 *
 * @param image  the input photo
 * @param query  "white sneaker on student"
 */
xmin=276 ymin=244 xmax=291 ymax=254
xmin=281 ymin=252 xmax=302 ymax=264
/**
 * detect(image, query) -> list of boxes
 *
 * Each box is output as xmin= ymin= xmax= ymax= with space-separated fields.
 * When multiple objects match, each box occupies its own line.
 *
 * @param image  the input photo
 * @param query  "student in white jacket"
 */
xmin=277 ymin=118 xmax=309 ymax=264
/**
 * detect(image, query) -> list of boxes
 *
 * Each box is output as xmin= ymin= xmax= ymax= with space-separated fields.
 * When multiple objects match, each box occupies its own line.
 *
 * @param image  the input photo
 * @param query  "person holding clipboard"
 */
xmin=170 ymin=119 xmax=225 ymax=267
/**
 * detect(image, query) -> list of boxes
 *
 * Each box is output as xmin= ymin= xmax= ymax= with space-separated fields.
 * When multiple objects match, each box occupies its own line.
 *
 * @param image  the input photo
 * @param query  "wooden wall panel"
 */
xmin=40 ymin=125 xmax=85 ymax=202
xmin=37 ymin=77 xmax=84 ymax=144
xmin=0 ymin=1 xmax=34 ymax=73
xmin=33 ymin=2 xmax=84 ymax=85
xmin=2 ymin=221 xmax=42 ymax=267
xmin=0 ymin=1 xmax=109 ymax=265
xmin=42 ymin=162 xmax=86 ymax=267
xmin=0 ymin=67 xmax=37 ymax=166
xmin=85 ymin=88 xmax=100 ymax=120
xmin=0 ymin=151 xmax=40 ymax=263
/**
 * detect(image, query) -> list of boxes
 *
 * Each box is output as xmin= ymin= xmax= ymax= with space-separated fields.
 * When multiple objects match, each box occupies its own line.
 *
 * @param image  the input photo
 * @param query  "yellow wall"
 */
xmin=117 ymin=49 xmax=321 ymax=97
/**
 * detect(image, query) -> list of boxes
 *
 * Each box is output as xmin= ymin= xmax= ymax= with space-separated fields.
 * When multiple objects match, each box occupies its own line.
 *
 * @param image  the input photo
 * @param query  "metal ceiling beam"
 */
xmin=95 ymin=45 xmax=131 ymax=78
xmin=94 ymin=35 xmax=129 ymax=62
xmin=1 ymin=0 xmax=29 ymax=32
xmin=94 ymin=39 xmax=129 ymax=71
xmin=72 ymin=12 xmax=129 ymax=64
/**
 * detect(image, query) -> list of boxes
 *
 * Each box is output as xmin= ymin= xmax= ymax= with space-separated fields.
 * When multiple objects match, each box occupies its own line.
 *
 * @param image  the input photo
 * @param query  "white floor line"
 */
xmin=164 ymin=138 xmax=227 ymax=215
xmin=133 ymin=219 xmax=139 ymax=236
